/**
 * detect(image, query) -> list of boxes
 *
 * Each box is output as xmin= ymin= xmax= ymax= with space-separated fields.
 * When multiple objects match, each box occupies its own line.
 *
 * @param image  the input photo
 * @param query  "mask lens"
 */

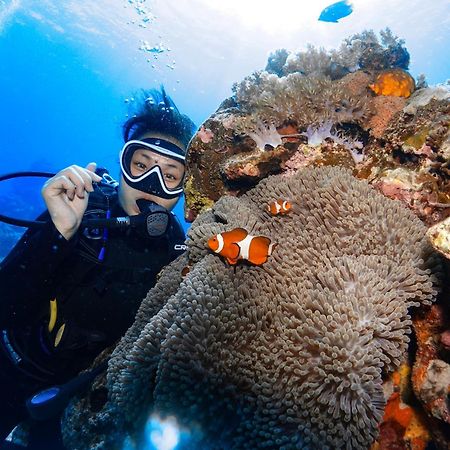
xmin=129 ymin=148 xmax=156 ymax=177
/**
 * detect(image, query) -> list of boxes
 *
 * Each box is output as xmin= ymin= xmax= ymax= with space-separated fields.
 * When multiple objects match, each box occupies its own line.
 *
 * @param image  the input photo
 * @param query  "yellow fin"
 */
xmin=48 ymin=299 xmax=57 ymax=333
xmin=54 ymin=323 xmax=66 ymax=347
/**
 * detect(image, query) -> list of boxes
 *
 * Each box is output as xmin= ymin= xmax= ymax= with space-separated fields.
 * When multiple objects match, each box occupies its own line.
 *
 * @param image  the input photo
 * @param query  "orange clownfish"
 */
xmin=207 ymin=228 xmax=275 ymax=266
xmin=267 ymin=199 xmax=292 ymax=215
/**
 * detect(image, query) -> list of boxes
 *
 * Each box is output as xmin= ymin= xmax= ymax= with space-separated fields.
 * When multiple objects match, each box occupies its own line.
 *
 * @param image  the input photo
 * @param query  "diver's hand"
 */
xmin=42 ymin=162 xmax=102 ymax=240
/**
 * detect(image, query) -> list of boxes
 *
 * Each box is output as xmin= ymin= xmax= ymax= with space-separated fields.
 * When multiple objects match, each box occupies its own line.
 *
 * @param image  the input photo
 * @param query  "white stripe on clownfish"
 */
xmin=215 ymin=233 xmax=224 ymax=253
xmin=236 ymin=234 xmax=253 ymax=260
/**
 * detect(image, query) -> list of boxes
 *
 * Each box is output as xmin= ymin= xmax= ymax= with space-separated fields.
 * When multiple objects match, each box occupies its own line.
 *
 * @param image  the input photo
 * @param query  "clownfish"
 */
xmin=207 ymin=228 xmax=276 ymax=266
xmin=267 ymin=199 xmax=292 ymax=216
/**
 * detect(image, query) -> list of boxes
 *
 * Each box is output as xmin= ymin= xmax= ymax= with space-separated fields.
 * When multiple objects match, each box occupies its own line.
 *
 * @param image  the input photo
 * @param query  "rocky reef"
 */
xmin=62 ymin=29 xmax=450 ymax=449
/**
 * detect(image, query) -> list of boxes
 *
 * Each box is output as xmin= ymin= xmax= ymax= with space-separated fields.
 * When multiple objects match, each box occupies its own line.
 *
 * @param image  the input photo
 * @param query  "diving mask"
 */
xmin=120 ymin=137 xmax=185 ymax=199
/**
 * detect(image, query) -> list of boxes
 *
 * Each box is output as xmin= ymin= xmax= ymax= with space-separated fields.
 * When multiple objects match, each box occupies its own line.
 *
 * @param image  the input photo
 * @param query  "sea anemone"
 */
xmin=63 ymin=166 xmax=441 ymax=450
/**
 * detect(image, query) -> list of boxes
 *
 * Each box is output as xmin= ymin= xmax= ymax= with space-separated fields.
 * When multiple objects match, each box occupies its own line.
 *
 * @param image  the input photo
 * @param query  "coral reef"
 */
xmin=180 ymin=29 xmax=450 ymax=450
xmin=184 ymin=30 xmax=445 ymax=222
xmin=427 ymin=216 xmax=450 ymax=259
xmin=62 ymin=166 xmax=441 ymax=450
xmin=185 ymin=51 xmax=448 ymax=228
xmin=271 ymin=28 xmax=410 ymax=79
xmin=367 ymin=96 xmax=406 ymax=138
xmin=411 ymin=302 xmax=450 ymax=446
xmin=184 ymin=67 xmax=376 ymax=219
xmin=373 ymin=363 xmax=431 ymax=450
xmin=330 ymin=28 xmax=410 ymax=73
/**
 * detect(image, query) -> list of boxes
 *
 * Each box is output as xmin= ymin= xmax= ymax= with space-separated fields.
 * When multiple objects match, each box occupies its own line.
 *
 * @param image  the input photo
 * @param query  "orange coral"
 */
xmin=369 ymin=69 xmax=416 ymax=98
xmin=373 ymin=364 xmax=431 ymax=450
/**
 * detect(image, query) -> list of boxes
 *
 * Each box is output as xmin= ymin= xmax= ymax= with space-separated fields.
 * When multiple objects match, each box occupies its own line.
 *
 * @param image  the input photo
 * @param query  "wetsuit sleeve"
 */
xmin=0 ymin=211 xmax=79 ymax=327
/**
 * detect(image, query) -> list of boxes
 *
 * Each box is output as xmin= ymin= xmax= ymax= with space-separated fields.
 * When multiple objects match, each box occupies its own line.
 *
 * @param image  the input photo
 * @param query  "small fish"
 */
xmin=318 ymin=0 xmax=353 ymax=23
xmin=208 ymin=228 xmax=276 ymax=266
xmin=267 ymin=199 xmax=292 ymax=216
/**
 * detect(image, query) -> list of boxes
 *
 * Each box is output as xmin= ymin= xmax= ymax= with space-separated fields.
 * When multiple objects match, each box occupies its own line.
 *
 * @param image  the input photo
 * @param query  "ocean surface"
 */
xmin=0 ymin=1 xmax=449 ymax=448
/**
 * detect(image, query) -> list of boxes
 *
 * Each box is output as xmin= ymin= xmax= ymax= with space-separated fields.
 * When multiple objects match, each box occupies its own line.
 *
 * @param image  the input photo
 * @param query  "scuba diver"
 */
xmin=0 ymin=87 xmax=196 ymax=449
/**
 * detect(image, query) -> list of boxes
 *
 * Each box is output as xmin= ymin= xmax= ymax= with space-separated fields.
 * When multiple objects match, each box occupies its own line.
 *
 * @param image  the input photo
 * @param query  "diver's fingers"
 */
xmin=51 ymin=175 xmax=77 ymax=201
xmin=64 ymin=167 xmax=88 ymax=199
xmin=84 ymin=162 xmax=103 ymax=184
xmin=70 ymin=165 xmax=100 ymax=194
xmin=43 ymin=174 xmax=75 ymax=200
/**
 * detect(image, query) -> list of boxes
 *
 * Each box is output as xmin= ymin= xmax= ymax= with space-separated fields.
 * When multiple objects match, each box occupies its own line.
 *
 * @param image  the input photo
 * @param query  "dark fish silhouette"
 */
xmin=319 ymin=0 xmax=353 ymax=23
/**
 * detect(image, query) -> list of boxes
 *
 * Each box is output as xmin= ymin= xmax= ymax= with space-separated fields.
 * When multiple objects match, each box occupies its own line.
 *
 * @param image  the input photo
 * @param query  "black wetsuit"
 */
xmin=0 ymin=172 xmax=186 ymax=447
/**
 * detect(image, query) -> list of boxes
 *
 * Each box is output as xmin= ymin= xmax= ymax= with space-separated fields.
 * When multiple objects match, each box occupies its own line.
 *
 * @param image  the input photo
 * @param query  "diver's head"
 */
xmin=118 ymin=132 xmax=186 ymax=213
xmin=118 ymin=87 xmax=196 ymax=215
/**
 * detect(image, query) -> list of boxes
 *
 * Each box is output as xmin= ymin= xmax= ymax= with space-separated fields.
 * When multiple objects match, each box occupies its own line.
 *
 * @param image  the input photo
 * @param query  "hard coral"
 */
xmin=64 ymin=166 xmax=441 ymax=450
xmin=368 ymin=96 xmax=406 ymax=138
